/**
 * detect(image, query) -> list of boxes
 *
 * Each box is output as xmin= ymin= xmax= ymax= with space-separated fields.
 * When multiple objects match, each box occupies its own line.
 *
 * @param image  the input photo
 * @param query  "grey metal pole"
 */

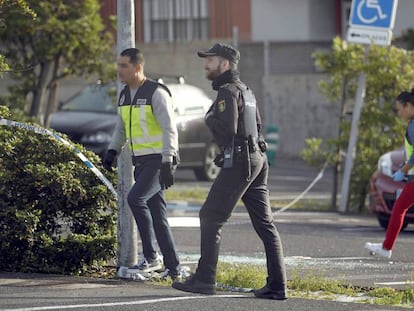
xmin=338 ymin=46 xmax=369 ymax=213
xmin=263 ymin=41 xmax=270 ymax=125
xmin=232 ymin=26 xmax=239 ymax=48
xmin=116 ymin=0 xmax=137 ymax=267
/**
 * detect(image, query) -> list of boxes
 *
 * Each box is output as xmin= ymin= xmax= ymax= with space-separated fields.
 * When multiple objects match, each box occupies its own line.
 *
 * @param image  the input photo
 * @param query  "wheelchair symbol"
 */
xmin=357 ymin=0 xmax=387 ymax=24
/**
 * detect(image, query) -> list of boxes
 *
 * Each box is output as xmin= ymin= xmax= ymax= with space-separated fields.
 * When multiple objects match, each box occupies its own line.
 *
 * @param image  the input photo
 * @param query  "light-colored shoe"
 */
xmin=160 ymin=266 xmax=191 ymax=281
xmin=127 ymin=253 xmax=163 ymax=274
xmin=364 ymin=242 xmax=392 ymax=258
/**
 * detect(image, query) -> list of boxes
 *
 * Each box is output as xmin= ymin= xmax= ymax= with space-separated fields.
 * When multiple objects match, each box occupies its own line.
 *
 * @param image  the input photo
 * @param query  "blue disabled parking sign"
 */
xmin=350 ymin=0 xmax=398 ymax=30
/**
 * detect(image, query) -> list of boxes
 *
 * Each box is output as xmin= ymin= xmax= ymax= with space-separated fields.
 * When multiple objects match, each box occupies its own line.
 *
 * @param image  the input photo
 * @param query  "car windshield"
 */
xmin=60 ymin=83 xmax=117 ymax=113
xmin=59 ymin=81 xmax=212 ymax=116
xmin=168 ymin=84 xmax=212 ymax=116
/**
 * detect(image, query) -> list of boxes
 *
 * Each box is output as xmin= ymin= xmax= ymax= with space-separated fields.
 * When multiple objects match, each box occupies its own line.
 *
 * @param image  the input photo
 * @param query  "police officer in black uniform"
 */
xmin=172 ymin=43 xmax=287 ymax=300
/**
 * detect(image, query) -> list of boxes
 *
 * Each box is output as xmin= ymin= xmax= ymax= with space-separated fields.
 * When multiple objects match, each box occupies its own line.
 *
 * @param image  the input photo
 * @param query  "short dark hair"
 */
xmin=120 ymin=48 xmax=145 ymax=66
xmin=396 ymin=88 xmax=414 ymax=106
xmin=218 ymin=56 xmax=237 ymax=70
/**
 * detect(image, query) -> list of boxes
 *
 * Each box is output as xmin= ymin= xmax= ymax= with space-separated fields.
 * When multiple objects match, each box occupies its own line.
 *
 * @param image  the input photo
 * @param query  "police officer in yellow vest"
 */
xmin=172 ymin=43 xmax=287 ymax=299
xmin=103 ymin=48 xmax=181 ymax=280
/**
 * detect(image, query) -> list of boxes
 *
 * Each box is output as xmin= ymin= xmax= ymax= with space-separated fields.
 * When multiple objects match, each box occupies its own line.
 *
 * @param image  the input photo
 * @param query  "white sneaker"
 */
xmin=364 ymin=242 xmax=392 ymax=258
xmin=160 ymin=268 xmax=178 ymax=281
xmin=127 ymin=253 xmax=163 ymax=274
xmin=160 ymin=266 xmax=191 ymax=281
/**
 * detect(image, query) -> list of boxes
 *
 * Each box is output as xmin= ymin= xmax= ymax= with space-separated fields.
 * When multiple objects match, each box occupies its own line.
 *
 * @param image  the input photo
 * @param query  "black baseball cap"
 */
xmin=197 ymin=43 xmax=240 ymax=64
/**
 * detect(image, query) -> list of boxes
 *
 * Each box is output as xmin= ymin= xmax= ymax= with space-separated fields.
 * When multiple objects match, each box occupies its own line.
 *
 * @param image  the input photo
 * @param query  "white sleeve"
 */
xmin=107 ymin=114 xmax=126 ymax=153
xmin=151 ymin=87 xmax=179 ymax=162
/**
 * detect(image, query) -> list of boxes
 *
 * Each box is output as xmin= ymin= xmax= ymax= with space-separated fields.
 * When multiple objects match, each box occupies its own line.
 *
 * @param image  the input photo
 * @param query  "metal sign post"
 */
xmin=116 ymin=0 xmax=137 ymax=267
xmin=340 ymin=0 xmax=398 ymax=212
xmin=338 ymin=52 xmax=367 ymax=213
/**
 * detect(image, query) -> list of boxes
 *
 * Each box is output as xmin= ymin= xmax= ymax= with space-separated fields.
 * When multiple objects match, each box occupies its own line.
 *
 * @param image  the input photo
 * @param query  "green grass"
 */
xmin=166 ymin=188 xmax=332 ymax=212
xmin=166 ymin=187 xmax=208 ymax=203
xmin=150 ymin=263 xmax=414 ymax=308
xmin=288 ymin=269 xmax=357 ymax=296
xmin=148 ymin=189 xmax=414 ymax=307
xmin=216 ymin=262 xmax=266 ymax=289
xmin=367 ymin=287 xmax=414 ymax=307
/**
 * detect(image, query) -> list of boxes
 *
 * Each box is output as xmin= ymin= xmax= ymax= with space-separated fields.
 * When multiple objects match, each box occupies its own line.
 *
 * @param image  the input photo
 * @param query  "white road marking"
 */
xmin=375 ymin=281 xmax=414 ymax=286
xmin=340 ymin=227 xmax=379 ymax=232
xmin=167 ymin=217 xmax=200 ymax=227
xmin=0 ymin=295 xmax=245 ymax=311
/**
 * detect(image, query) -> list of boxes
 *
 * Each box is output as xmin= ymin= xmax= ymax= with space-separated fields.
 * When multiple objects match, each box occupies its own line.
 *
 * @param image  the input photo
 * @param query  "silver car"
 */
xmin=50 ymin=80 xmax=220 ymax=181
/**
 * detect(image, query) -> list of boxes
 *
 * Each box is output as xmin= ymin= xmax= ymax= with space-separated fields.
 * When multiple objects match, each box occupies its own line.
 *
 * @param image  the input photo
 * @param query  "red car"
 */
xmin=368 ymin=148 xmax=414 ymax=231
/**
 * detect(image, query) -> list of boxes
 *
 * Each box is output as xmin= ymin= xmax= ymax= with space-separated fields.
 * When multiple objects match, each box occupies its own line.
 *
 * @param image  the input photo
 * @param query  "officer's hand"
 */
xmin=258 ymin=138 xmax=268 ymax=152
xmin=213 ymin=153 xmax=224 ymax=167
xmin=393 ymin=169 xmax=405 ymax=182
xmin=160 ymin=162 xmax=174 ymax=189
xmin=103 ymin=149 xmax=117 ymax=171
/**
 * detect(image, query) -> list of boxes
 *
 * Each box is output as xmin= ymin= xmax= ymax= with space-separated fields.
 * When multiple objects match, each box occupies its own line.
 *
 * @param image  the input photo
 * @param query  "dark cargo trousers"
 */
xmin=195 ymin=150 xmax=287 ymax=292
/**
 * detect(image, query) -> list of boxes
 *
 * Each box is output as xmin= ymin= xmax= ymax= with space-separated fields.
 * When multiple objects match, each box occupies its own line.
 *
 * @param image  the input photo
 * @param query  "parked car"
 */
xmin=367 ymin=147 xmax=414 ymax=231
xmin=49 ymin=79 xmax=220 ymax=181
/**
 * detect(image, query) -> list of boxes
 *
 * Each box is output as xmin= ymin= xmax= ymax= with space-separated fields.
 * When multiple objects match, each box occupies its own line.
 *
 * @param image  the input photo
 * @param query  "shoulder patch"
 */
xmin=218 ymin=99 xmax=225 ymax=112
xmin=119 ymin=94 xmax=125 ymax=106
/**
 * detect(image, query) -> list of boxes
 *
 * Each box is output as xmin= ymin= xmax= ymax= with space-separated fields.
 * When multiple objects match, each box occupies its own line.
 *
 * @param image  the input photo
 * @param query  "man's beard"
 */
xmin=206 ymin=67 xmax=221 ymax=81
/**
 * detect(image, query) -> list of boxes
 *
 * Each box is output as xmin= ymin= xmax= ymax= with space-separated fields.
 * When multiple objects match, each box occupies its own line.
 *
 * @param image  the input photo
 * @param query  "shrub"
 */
xmin=0 ymin=106 xmax=118 ymax=274
xmin=303 ymin=38 xmax=414 ymax=211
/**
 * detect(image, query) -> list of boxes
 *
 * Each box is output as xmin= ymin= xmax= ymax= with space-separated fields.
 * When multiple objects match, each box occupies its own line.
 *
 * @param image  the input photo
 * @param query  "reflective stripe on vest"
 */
xmin=118 ymin=80 xmax=166 ymax=156
xmin=120 ymin=104 xmax=163 ymax=156
xmin=404 ymin=136 xmax=414 ymax=175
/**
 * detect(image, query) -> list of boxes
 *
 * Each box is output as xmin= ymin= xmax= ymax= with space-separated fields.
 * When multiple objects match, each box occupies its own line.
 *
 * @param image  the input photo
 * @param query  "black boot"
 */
xmin=253 ymin=286 xmax=287 ymax=300
xmin=172 ymin=274 xmax=216 ymax=295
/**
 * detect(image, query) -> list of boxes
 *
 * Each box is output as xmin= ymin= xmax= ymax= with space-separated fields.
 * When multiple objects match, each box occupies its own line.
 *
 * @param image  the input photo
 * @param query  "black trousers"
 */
xmin=196 ymin=150 xmax=287 ymax=292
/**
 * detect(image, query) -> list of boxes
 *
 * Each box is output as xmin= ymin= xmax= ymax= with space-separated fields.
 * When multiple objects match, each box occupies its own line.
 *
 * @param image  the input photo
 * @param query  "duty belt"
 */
xmin=132 ymin=154 xmax=161 ymax=166
xmin=233 ymin=137 xmax=258 ymax=153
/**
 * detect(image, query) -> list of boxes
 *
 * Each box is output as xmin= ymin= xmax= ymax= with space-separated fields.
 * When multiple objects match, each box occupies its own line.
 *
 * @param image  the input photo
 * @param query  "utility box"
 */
xmin=265 ymin=125 xmax=278 ymax=166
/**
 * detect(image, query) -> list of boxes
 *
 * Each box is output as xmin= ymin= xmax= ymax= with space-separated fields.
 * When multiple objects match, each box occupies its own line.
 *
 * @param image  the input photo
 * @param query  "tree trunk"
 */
xmin=44 ymin=80 xmax=59 ymax=128
xmin=331 ymin=162 xmax=339 ymax=210
xmin=29 ymin=61 xmax=51 ymax=123
xmin=44 ymin=56 xmax=61 ymax=128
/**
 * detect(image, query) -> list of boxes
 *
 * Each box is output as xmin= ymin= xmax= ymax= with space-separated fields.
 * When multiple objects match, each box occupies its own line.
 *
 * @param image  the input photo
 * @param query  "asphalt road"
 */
xmin=1 ymin=157 xmax=413 ymax=310
xmin=175 ymin=156 xmax=336 ymax=201
xmin=0 ymin=275 xmax=409 ymax=311
xmin=170 ymin=211 xmax=414 ymax=289
xmin=1 ymin=211 xmax=413 ymax=310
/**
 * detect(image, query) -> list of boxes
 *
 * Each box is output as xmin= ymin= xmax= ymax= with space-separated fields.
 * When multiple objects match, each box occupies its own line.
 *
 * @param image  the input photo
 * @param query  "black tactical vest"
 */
xmin=226 ymin=82 xmax=259 ymax=141
xmin=118 ymin=79 xmax=171 ymax=108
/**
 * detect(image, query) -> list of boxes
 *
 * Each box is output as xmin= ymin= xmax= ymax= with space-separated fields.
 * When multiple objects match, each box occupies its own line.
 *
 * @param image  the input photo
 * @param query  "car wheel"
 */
xmin=194 ymin=142 xmax=220 ymax=181
xmin=377 ymin=214 xmax=408 ymax=231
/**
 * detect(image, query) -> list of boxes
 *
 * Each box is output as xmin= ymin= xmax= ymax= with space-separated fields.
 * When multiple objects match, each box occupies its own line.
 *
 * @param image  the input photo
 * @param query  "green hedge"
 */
xmin=0 ymin=106 xmax=118 ymax=275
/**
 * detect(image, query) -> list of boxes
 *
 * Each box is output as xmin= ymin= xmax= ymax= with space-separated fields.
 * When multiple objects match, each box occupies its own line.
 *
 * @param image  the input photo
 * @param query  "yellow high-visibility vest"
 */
xmin=405 ymin=136 xmax=414 ymax=175
xmin=118 ymin=79 xmax=171 ymax=156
